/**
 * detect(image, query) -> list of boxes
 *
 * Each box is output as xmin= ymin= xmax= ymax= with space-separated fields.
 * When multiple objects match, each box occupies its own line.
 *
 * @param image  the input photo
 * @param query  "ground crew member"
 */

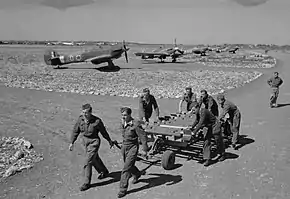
xmin=139 ymin=88 xmax=160 ymax=123
xmin=267 ymin=72 xmax=283 ymax=108
xmin=217 ymin=94 xmax=241 ymax=150
xmin=69 ymin=103 xmax=114 ymax=191
xmin=188 ymin=102 xmax=225 ymax=167
xmin=198 ymin=89 xmax=219 ymax=117
xmin=178 ymin=87 xmax=197 ymax=113
xmin=118 ymin=107 xmax=149 ymax=198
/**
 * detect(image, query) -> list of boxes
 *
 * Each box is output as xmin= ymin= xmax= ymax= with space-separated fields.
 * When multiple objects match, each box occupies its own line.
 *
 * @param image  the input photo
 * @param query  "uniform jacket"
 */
xmin=199 ymin=95 xmax=219 ymax=116
xmin=267 ymin=77 xmax=283 ymax=88
xmin=71 ymin=115 xmax=111 ymax=144
xmin=139 ymin=94 xmax=159 ymax=119
xmin=219 ymin=100 xmax=240 ymax=120
xmin=120 ymin=118 xmax=148 ymax=151
xmin=191 ymin=108 xmax=217 ymax=134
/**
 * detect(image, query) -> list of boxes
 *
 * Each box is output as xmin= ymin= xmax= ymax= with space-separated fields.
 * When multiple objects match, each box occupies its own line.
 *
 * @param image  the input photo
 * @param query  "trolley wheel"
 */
xmin=161 ymin=150 xmax=175 ymax=170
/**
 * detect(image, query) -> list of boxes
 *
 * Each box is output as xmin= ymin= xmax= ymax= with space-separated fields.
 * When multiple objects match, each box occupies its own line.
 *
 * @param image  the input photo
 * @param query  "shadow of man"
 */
xmin=277 ymin=103 xmax=290 ymax=108
xmin=236 ymin=135 xmax=255 ymax=150
xmin=127 ymin=173 xmax=182 ymax=194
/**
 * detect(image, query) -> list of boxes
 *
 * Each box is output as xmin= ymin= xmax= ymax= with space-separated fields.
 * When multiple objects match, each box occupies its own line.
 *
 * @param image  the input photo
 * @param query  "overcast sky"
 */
xmin=0 ymin=0 xmax=289 ymax=44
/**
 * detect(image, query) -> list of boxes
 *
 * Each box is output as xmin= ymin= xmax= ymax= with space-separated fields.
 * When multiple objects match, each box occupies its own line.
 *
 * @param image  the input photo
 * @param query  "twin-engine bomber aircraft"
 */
xmin=44 ymin=41 xmax=129 ymax=70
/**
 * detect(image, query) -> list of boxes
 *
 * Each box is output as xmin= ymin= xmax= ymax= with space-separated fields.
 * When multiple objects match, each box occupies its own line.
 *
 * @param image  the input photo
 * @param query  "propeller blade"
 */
xmin=123 ymin=40 xmax=128 ymax=63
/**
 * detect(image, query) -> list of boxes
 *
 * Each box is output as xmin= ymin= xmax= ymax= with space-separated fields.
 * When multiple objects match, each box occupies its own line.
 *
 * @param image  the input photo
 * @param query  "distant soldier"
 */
xmin=178 ymin=87 xmax=197 ymax=113
xmin=198 ymin=89 xmax=219 ymax=117
xmin=69 ymin=104 xmax=114 ymax=191
xmin=139 ymin=88 xmax=160 ymax=123
xmin=188 ymin=102 xmax=225 ymax=166
xmin=267 ymin=72 xmax=283 ymax=108
xmin=217 ymin=94 xmax=241 ymax=150
xmin=118 ymin=107 xmax=149 ymax=198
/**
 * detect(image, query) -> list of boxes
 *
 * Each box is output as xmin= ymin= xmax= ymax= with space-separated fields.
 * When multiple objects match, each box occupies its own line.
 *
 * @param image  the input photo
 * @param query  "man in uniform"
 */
xmin=198 ymin=89 xmax=219 ymax=117
xmin=118 ymin=107 xmax=149 ymax=198
xmin=188 ymin=102 xmax=225 ymax=167
xmin=69 ymin=103 xmax=114 ymax=191
xmin=217 ymin=94 xmax=241 ymax=150
xmin=267 ymin=72 xmax=283 ymax=108
xmin=178 ymin=87 xmax=197 ymax=113
xmin=139 ymin=88 xmax=160 ymax=123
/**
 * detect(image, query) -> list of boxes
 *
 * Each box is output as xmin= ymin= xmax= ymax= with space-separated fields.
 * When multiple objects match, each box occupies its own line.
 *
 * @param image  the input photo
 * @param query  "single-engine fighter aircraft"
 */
xmin=134 ymin=38 xmax=186 ymax=63
xmin=44 ymin=41 xmax=129 ymax=69
xmin=190 ymin=47 xmax=210 ymax=56
xmin=228 ymin=47 xmax=239 ymax=54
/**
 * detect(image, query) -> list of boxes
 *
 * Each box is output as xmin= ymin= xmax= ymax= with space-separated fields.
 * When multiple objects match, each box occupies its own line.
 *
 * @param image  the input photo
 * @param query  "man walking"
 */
xmin=69 ymin=103 xmax=114 ymax=191
xmin=118 ymin=107 xmax=149 ymax=198
xmin=267 ymin=72 xmax=283 ymax=108
xmin=217 ymin=94 xmax=241 ymax=150
xmin=189 ymin=102 xmax=225 ymax=167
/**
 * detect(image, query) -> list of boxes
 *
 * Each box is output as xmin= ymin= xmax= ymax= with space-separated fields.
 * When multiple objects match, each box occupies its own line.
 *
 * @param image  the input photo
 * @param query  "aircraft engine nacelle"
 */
xmin=148 ymin=55 xmax=154 ymax=59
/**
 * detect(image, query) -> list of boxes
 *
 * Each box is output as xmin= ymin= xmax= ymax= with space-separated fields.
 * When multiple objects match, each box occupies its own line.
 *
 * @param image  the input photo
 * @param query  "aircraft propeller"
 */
xmin=123 ymin=40 xmax=129 ymax=63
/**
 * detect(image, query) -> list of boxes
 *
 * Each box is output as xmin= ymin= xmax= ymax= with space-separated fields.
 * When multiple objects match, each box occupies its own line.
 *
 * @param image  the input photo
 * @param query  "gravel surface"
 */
xmin=0 ymin=63 xmax=262 ymax=99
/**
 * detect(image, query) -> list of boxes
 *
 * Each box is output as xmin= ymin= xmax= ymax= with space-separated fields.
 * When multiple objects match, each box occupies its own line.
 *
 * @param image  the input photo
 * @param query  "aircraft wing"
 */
xmin=84 ymin=54 xmax=111 ymax=62
xmin=134 ymin=52 xmax=169 ymax=56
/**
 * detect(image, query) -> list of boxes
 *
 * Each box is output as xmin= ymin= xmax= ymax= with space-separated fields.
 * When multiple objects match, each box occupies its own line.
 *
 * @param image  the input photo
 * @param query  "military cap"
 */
xmin=143 ymin=88 xmax=150 ymax=93
xmin=82 ymin=103 xmax=92 ymax=110
xmin=185 ymin=87 xmax=192 ymax=91
xmin=120 ymin=107 xmax=132 ymax=115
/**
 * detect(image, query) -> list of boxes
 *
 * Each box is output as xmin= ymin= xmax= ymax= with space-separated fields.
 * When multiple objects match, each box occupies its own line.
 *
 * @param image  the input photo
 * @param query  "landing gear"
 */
xmin=172 ymin=58 xmax=176 ymax=63
xmin=105 ymin=60 xmax=119 ymax=71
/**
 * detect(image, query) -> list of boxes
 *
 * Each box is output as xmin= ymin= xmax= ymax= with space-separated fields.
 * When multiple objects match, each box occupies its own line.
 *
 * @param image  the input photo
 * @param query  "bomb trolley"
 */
xmin=136 ymin=112 xmax=233 ymax=170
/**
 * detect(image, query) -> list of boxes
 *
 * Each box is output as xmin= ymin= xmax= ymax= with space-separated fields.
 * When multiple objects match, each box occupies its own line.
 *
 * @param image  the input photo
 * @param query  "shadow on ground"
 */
xmin=277 ymin=103 xmax=290 ymax=108
xmin=51 ymin=65 xmax=142 ymax=72
xmin=127 ymin=173 xmax=182 ymax=195
xmin=236 ymin=134 xmax=255 ymax=150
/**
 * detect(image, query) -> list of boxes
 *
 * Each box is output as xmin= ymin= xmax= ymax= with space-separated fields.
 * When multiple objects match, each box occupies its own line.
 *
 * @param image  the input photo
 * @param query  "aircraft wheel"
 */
xmin=161 ymin=150 xmax=175 ymax=170
xmin=172 ymin=59 xmax=176 ymax=63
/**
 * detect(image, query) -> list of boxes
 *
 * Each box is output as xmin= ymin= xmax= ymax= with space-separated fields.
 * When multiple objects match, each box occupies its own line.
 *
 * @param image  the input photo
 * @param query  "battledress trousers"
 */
xmin=202 ymin=120 xmax=225 ymax=160
xmin=119 ymin=119 xmax=148 ymax=195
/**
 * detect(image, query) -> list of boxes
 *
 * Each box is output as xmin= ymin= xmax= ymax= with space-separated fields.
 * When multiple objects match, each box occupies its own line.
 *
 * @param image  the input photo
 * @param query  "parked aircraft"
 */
xmin=43 ymin=41 xmax=129 ymax=69
xmin=134 ymin=38 xmax=186 ymax=62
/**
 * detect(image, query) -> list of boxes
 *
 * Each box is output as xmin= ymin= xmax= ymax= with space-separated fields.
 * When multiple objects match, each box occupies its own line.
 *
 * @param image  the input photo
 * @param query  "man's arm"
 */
xmin=190 ymin=112 xmax=200 ymax=129
xmin=192 ymin=110 xmax=206 ymax=135
xmin=278 ymin=78 xmax=283 ymax=87
xmin=135 ymin=121 xmax=149 ymax=152
xmin=138 ymin=97 xmax=146 ymax=120
xmin=70 ymin=118 xmax=81 ymax=144
xmin=208 ymin=97 xmax=214 ymax=111
xmin=98 ymin=119 xmax=112 ymax=143
xmin=151 ymin=96 xmax=159 ymax=117
xmin=218 ymin=104 xmax=230 ymax=121
xmin=267 ymin=78 xmax=272 ymax=86
xmin=178 ymin=99 xmax=184 ymax=112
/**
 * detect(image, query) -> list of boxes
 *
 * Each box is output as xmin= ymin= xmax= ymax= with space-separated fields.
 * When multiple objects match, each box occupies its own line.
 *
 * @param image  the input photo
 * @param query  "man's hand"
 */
xmin=139 ymin=150 xmax=148 ymax=158
xmin=108 ymin=140 xmax=114 ymax=148
xmin=69 ymin=143 xmax=74 ymax=151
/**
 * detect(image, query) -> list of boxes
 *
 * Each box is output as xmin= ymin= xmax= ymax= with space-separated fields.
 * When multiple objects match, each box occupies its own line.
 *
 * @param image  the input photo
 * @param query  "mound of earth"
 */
xmin=0 ymin=137 xmax=43 ymax=181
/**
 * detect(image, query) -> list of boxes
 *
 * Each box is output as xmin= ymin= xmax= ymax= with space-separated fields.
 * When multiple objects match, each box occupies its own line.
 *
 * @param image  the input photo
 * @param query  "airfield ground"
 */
xmin=0 ymin=46 xmax=290 ymax=199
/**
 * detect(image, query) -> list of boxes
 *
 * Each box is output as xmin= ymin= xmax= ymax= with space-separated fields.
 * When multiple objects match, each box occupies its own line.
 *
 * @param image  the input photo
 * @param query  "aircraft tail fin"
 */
xmin=44 ymin=49 xmax=59 ymax=65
